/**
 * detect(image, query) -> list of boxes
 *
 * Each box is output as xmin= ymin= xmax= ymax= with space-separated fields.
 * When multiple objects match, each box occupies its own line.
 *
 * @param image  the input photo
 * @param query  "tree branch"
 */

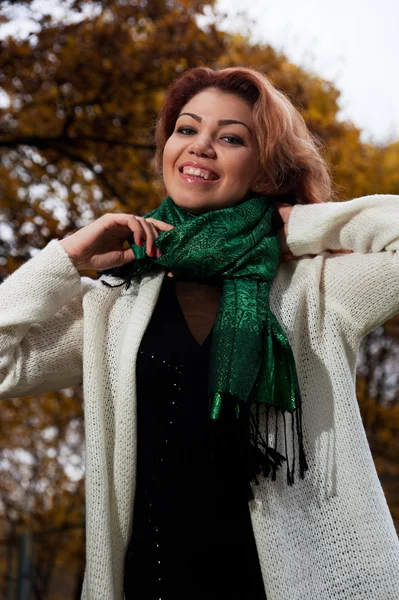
xmin=56 ymin=145 xmax=127 ymax=205
xmin=0 ymin=135 xmax=155 ymax=151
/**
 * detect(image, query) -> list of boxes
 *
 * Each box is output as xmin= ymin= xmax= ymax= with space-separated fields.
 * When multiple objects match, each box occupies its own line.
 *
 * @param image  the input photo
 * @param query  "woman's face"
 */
xmin=162 ymin=88 xmax=262 ymax=214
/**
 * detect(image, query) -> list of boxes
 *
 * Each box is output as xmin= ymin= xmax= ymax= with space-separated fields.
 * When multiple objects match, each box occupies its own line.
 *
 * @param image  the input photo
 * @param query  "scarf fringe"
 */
xmin=209 ymin=397 xmax=308 ymax=502
xmin=248 ymin=403 xmax=308 ymax=492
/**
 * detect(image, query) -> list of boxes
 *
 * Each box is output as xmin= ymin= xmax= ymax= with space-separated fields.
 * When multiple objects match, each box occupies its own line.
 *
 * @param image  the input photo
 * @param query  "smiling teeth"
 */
xmin=182 ymin=166 xmax=214 ymax=180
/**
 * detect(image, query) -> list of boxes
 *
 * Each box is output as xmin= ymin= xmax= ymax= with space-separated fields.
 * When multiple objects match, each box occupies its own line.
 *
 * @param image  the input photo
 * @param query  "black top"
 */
xmin=123 ymin=277 xmax=267 ymax=600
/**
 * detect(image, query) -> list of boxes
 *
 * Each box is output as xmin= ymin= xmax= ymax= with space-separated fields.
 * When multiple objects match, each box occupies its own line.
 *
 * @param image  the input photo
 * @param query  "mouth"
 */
xmin=178 ymin=163 xmax=220 ymax=182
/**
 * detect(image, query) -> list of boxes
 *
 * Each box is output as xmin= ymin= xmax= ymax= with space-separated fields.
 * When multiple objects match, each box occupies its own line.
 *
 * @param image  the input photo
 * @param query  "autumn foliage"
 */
xmin=0 ymin=1 xmax=398 ymax=597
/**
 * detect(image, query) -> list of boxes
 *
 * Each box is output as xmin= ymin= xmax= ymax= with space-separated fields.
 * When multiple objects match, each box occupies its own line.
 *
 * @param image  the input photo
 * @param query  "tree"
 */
xmin=356 ymin=329 xmax=399 ymax=530
xmin=0 ymin=387 xmax=85 ymax=599
xmin=0 ymin=0 xmax=225 ymax=271
xmin=1 ymin=0 xmax=398 ymax=595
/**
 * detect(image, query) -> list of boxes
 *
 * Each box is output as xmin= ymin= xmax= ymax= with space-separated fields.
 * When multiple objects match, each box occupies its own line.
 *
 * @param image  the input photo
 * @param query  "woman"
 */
xmin=0 ymin=67 xmax=398 ymax=600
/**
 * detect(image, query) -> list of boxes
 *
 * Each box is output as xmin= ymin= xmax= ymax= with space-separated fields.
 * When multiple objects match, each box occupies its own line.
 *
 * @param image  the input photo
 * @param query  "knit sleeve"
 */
xmin=0 ymin=240 xmax=94 ymax=398
xmin=286 ymin=194 xmax=399 ymax=256
xmin=286 ymin=194 xmax=399 ymax=338
xmin=319 ymin=250 xmax=399 ymax=338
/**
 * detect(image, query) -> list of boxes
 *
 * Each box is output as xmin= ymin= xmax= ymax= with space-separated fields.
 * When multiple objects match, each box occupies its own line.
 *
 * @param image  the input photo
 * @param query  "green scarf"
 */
xmin=105 ymin=194 xmax=308 ymax=490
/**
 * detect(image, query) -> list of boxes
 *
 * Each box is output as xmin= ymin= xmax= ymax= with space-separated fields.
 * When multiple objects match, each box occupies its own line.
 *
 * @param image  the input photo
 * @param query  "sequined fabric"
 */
xmin=124 ymin=278 xmax=267 ymax=600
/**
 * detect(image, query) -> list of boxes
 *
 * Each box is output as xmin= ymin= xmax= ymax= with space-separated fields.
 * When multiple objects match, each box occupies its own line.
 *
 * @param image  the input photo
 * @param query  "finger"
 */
xmin=146 ymin=218 xmax=175 ymax=232
xmin=107 ymin=214 xmax=145 ymax=247
xmin=148 ymin=220 xmax=160 ymax=240
xmin=103 ymin=213 xmax=141 ymax=232
xmin=121 ymin=247 xmax=135 ymax=264
xmin=280 ymin=251 xmax=295 ymax=262
xmin=278 ymin=229 xmax=289 ymax=254
xmin=327 ymin=248 xmax=353 ymax=255
xmin=147 ymin=221 xmax=162 ymax=258
xmin=136 ymin=217 xmax=155 ymax=257
xmin=127 ymin=216 xmax=145 ymax=248
xmin=111 ymin=248 xmax=135 ymax=268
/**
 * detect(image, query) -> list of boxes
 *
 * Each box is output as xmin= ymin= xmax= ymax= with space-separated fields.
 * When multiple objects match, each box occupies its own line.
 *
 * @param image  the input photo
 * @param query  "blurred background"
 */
xmin=0 ymin=1 xmax=398 ymax=598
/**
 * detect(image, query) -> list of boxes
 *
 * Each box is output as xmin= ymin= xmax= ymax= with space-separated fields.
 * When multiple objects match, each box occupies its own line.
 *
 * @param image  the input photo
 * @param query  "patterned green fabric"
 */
xmin=129 ymin=195 xmax=307 ymax=484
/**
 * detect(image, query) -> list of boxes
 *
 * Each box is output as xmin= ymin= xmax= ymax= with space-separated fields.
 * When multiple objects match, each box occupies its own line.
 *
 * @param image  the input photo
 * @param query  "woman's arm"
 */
xmin=0 ymin=212 xmax=174 ymax=399
xmin=282 ymin=194 xmax=399 ymax=339
xmin=320 ymin=250 xmax=399 ymax=339
xmin=0 ymin=240 xmax=89 ymax=398
xmin=286 ymin=194 xmax=399 ymax=256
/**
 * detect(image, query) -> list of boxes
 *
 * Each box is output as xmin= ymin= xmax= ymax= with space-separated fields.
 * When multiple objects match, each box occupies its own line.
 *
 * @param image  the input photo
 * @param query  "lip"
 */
xmin=178 ymin=161 xmax=220 ymax=183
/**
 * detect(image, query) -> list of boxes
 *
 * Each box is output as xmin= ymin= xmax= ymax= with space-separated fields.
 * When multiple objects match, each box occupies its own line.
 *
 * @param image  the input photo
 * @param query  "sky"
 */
xmin=213 ymin=0 xmax=399 ymax=143
xmin=0 ymin=0 xmax=398 ymax=143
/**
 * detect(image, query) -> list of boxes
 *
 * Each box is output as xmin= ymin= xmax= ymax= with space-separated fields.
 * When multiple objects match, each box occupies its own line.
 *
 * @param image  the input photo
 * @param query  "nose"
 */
xmin=188 ymin=135 xmax=216 ymax=159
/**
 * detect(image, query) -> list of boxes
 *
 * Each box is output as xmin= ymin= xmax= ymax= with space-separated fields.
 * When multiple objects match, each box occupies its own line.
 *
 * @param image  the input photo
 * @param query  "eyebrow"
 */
xmin=177 ymin=112 xmax=252 ymax=133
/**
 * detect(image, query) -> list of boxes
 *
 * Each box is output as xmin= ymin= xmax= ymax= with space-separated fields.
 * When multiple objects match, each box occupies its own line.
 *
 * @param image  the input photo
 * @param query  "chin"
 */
xmin=172 ymin=197 xmax=211 ymax=214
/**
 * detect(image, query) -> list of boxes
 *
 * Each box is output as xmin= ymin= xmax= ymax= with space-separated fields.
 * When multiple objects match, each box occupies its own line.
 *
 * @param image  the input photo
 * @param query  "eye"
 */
xmin=176 ymin=126 xmax=196 ymax=135
xmin=221 ymin=135 xmax=245 ymax=146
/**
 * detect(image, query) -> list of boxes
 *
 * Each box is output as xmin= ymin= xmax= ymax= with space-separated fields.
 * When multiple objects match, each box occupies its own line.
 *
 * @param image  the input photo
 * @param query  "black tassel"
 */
xmin=296 ymin=402 xmax=309 ymax=477
xmin=99 ymin=258 xmax=150 ymax=290
xmin=247 ymin=401 xmax=308 ymax=495
xmin=283 ymin=412 xmax=294 ymax=485
xmin=291 ymin=410 xmax=296 ymax=484
xmin=207 ymin=394 xmax=309 ymax=503
xmin=248 ymin=405 xmax=287 ymax=484
xmin=101 ymin=278 xmax=129 ymax=289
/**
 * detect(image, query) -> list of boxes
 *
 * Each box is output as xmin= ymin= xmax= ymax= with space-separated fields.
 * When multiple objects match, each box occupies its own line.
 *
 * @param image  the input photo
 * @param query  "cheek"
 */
xmin=230 ymin=157 xmax=258 ymax=188
xmin=162 ymin=140 xmax=173 ymax=171
xmin=163 ymin=133 xmax=182 ymax=164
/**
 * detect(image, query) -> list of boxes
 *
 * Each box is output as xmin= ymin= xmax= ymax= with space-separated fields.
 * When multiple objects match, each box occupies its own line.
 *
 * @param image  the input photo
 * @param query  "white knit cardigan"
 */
xmin=1 ymin=194 xmax=398 ymax=600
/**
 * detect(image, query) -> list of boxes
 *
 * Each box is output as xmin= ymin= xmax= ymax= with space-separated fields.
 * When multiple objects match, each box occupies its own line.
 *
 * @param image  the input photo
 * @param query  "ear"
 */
xmin=250 ymin=176 xmax=270 ymax=194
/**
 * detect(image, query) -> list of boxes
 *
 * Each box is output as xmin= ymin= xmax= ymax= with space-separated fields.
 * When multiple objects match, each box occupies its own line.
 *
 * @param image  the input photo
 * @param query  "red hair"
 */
xmin=155 ymin=67 xmax=333 ymax=204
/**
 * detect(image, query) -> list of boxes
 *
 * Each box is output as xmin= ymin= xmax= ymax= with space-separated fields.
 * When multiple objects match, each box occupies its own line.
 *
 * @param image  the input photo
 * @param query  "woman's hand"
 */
xmin=276 ymin=202 xmax=294 ymax=260
xmin=275 ymin=202 xmax=353 ymax=261
xmin=59 ymin=214 xmax=174 ymax=271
